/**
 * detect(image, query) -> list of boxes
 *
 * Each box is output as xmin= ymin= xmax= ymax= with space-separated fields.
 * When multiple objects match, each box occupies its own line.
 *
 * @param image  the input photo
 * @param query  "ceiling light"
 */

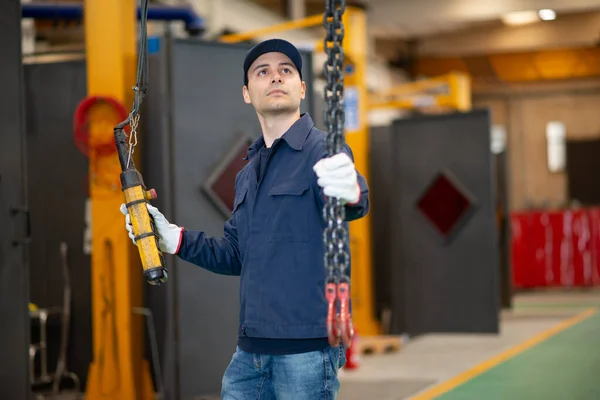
xmin=538 ymin=9 xmax=556 ymax=21
xmin=501 ymin=10 xmax=539 ymax=26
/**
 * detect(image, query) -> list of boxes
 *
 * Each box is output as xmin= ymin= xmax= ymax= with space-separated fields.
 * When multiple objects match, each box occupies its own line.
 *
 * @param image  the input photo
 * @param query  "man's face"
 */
xmin=243 ymin=52 xmax=306 ymax=116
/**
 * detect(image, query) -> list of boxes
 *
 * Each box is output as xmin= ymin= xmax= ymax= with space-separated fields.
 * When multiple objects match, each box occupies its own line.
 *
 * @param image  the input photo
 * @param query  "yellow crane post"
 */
xmin=339 ymin=7 xmax=380 ymax=336
xmin=83 ymin=0 xmax=154 ymax=398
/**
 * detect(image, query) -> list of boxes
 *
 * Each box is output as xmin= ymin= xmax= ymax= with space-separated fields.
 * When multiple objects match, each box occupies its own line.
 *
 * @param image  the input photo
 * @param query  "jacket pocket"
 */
xmin=233 ymin=186 xmax=247 ymax=213
xmin=232 ymin=186 xmax=249 ymax=246
xmin=268 ymin=180 xmax=310 ymax=242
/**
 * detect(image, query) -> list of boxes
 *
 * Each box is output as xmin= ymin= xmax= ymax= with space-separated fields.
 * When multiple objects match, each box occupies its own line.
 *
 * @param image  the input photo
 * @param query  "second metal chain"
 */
xmin=322 ymin=0 xmax=353 ymax=348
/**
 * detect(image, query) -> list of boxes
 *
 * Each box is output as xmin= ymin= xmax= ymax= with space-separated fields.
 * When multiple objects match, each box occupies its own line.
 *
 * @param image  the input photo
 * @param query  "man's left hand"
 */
xmin=313 ymin=153 xmax=360 ymax=205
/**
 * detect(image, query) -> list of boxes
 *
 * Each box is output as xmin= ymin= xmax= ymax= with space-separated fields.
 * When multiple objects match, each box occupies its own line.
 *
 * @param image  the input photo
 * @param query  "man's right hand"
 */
xmin=119 ymin=203 xmax=184 ymax=255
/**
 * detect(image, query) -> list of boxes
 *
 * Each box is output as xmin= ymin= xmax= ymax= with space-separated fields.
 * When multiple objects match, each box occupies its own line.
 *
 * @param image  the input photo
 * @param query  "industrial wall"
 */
xmin=474 ymin=79 xmax=600 ymax=211
xmin=369 ymin=125 xmax=394 ymax=322
xmin=23 ymin=60 xmax=91 ymax=387
xmin=0 ymin=2 xmax=30 ymax=398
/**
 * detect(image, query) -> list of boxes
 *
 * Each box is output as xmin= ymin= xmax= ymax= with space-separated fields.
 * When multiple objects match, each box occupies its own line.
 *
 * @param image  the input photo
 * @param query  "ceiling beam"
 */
xmin=418 ymin=11 xmax=600 ymax=57
xmin=415 ymin=46 xmax=600 ymax=84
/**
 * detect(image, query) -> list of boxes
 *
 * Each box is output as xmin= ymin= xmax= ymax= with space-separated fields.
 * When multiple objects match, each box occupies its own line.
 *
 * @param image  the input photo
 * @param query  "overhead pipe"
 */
xmin=21 ymin=3 xmax=204 ymax=36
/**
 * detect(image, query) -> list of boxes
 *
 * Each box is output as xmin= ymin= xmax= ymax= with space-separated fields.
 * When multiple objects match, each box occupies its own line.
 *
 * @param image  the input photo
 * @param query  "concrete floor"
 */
xmin=338 ymin=289 xmax=600 ymax=400
xmin=36 ymin=290 xmax=600 ymax=400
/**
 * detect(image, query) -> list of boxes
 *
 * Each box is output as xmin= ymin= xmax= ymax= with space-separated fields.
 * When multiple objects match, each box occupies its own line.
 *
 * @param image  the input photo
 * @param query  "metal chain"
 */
xmin=323 ymin=0 xmax=348 ymax=285
xmin=323 ymin=0 xmax=353 ymax=347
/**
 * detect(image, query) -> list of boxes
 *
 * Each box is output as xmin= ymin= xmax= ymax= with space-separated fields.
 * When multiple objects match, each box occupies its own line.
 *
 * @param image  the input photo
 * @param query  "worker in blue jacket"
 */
xmin=120 ymin=38 xmax=369 ymax=399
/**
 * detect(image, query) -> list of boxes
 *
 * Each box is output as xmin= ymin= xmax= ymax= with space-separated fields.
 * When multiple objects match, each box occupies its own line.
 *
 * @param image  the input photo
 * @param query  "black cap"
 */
xmin=243 ymin=38 xmax=303 ymax=86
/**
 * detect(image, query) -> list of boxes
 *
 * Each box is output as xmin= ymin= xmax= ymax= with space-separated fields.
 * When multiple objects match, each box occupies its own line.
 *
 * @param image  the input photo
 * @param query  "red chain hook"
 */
xmin=326 ymin=279 xmax=354 ymax=347
xmin=337 ymin=280 xmax=354 ymax=347
xmin=326 ymin=281 xmax=340 ymax=347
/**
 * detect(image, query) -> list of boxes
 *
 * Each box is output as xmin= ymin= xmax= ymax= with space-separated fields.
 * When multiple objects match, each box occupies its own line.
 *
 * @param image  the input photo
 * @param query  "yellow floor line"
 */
xmin=409 ymin=307 xmax=598 ymax=400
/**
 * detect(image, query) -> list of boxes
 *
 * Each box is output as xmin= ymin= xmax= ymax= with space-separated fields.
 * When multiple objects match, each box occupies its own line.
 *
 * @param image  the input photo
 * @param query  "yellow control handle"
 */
xmin=121 ymin=169 xmax=168 ymax=285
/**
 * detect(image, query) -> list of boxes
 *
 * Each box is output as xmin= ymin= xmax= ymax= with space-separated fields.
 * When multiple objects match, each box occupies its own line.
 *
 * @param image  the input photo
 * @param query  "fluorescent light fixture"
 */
xmin=501 ymin=10 xmax=539 ymax=25
xmin=538 ymin=9 xmax=556 ymax=21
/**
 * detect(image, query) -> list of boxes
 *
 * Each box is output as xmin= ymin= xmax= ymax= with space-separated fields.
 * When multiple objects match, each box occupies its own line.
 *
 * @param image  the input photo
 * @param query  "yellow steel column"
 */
xmin=343 ymin=7 xmax=381 ymax=336
xmin=83 ymin=0 xmax=154 ymax=398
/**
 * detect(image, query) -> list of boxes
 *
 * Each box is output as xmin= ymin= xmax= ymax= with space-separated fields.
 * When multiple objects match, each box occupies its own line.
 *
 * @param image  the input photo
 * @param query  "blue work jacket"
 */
xmin=177 ymin=113 xmax=369 ymax=344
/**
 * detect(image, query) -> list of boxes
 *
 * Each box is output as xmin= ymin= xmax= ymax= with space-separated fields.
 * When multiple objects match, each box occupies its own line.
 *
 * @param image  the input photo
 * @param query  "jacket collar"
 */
xmin=245 ymin=113 xmax=314 ymax=160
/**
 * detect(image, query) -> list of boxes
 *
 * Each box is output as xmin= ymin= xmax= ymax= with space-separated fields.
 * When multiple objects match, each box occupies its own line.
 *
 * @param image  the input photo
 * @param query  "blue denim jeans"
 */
xmin=221 ymin=345 xmax=346 ymax=400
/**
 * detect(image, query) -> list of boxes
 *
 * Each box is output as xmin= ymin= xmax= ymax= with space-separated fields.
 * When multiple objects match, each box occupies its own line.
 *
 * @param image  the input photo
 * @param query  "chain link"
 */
xmin=129 ymin=113 xmax=140 ymax=150
xmin=322 ymin=0 xmax=348 ymax=286
xmin=126 ymin=113 xmax=140 ymax=169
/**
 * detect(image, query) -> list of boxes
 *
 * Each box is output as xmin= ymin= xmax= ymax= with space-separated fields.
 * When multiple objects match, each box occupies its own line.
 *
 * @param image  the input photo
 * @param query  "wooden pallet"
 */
xmin=355 ymin=335 xmax=404 ymax=355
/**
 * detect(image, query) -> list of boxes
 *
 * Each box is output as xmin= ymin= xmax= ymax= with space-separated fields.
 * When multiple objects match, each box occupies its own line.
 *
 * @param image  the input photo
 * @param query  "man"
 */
xmin=120 ymin=38 xmax=369 ymax=399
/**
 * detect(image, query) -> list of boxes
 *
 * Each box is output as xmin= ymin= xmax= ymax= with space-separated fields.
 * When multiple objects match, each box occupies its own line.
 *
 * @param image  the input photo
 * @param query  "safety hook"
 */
xmin=325 ymin=280 xmax=340 ymax=347
xmin=337 ymin=279 xmax=354 ymax=347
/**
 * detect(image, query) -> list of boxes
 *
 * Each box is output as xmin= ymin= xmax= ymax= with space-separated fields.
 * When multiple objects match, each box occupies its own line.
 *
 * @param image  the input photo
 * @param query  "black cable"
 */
xmin=116 ymin=0 xmax=149 ymax=129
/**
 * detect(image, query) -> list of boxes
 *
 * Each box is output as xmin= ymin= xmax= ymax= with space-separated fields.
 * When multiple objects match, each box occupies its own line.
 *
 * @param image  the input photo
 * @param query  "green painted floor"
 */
xmin=437 ymin=309 xmax=600 ymax=400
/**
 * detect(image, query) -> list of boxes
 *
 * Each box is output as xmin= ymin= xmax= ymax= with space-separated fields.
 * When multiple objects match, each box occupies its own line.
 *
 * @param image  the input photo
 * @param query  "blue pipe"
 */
xmin=21 ymin=3 xmax=204 ymax=35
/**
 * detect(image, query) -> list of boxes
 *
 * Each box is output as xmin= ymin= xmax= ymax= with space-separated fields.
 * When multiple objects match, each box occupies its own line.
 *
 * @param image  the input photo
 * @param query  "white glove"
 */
xmin=313 ymin=152 xmax=361 ymax=205
xmin=119 ymin=203 xmax=183 ymax=254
